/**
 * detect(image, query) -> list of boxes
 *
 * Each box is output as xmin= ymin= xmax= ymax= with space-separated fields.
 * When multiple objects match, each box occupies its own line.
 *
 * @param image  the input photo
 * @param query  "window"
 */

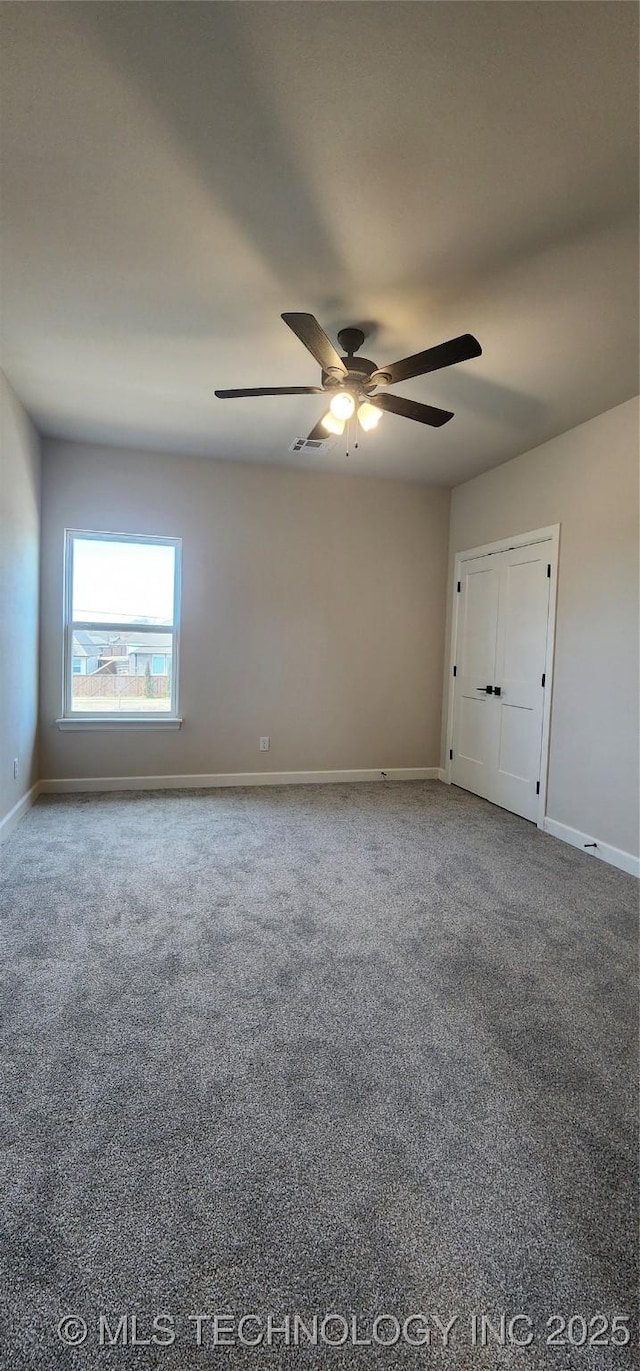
xmin=63 ymin=531 xmax=181 ymax=723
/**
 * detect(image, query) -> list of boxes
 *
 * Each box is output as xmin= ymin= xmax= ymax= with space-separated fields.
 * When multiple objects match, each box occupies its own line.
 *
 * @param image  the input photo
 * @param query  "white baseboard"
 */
xmin=38 ymin=767 xmax=440 ymax=796
xmin=542 ymin=817 xmax=639 ymax=878
xmin=437 ymin=768 xmax=449 ymax=783
xmin=0 ymin=781 xmax=41 ymax=843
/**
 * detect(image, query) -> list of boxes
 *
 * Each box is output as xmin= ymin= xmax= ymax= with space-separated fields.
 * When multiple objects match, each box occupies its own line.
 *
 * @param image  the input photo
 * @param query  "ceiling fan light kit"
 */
xmin=321 ymin=411 xmax=345 ymax=436
xmin=329 ymin=391 xmax=355 ymax=421
xmin=214 ymin=313 xmax=482 ymax=453
xmin=357 ymin=402 xmax=382 ymax=432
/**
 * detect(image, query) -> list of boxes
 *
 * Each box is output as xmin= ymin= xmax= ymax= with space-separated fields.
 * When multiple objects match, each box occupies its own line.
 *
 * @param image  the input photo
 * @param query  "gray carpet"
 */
xmin=1 ymin=781 xmax=637 ymax=1370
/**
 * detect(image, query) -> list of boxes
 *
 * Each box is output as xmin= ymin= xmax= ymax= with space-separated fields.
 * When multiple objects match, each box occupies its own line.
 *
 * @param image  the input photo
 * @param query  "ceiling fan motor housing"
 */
xmin=322 ymin=353 xmax=379 ymax=394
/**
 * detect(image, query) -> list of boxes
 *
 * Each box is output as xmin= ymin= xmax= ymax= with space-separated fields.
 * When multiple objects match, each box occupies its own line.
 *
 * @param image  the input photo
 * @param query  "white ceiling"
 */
xmin=1 ymin=2 xmax=637 ymax=485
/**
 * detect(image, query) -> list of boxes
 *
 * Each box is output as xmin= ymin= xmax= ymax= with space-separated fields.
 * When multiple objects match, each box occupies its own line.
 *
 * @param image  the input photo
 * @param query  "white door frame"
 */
xmin=443 ymin=524 xmax=560 ymax=829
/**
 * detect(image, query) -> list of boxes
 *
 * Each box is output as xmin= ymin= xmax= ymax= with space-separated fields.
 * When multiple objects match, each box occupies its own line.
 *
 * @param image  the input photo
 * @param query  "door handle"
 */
xmin=475 ymin=685 xmax=493 ymax=693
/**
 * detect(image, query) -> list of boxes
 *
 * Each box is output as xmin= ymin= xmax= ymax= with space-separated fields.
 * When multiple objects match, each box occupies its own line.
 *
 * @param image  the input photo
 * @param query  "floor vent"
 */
xmin=289 ymin=435 xmax=337 ymax=454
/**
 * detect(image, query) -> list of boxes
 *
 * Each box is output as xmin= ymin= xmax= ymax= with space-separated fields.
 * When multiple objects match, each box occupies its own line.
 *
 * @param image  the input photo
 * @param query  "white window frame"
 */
xmin=60 ymin=530 xmax=182 ymax=729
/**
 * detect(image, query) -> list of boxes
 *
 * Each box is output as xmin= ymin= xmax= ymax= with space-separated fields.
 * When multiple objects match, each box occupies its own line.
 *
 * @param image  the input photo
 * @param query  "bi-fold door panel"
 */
xmin=451 ymin=542 xmax=551 ymax=822
xmin=493 ymin=549 xmax=551 ymax=820
xmin=451 ymin=555 xmax=501 ymax=801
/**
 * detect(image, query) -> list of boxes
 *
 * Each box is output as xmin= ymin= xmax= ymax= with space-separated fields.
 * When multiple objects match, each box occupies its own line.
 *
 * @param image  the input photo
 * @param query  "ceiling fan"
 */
xmin=215 ymin=313 xmax=482 ymax=441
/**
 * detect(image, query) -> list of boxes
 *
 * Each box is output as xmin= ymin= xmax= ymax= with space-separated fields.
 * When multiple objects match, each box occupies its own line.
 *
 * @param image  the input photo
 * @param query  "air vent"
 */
xmin=289 ymin=436 xmax=337 ymax=454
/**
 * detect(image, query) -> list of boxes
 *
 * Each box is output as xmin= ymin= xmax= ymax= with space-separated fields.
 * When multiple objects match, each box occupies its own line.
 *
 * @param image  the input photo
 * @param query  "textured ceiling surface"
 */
xmin=1 ymin=1 xmax=638 ymax=484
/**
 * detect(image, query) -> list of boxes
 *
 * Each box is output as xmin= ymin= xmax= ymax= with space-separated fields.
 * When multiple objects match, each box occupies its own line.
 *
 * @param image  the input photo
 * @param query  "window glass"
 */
xmin=64 ymin=533 xmax=180 ymax=719
xmin=72 ymin=538 xmax=175 ymax=624
xmin=70 ymin=630 xmax=173 ymax=714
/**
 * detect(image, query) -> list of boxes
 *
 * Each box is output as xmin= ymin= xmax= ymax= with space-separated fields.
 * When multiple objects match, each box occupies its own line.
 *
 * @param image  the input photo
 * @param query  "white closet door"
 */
xmin=451 ymin=542 xmax=551 ymax=821
xmin=451 ymin=554 xmax=501 ymax=801
xmin=492 ymin=546 xmax=551 ymax=821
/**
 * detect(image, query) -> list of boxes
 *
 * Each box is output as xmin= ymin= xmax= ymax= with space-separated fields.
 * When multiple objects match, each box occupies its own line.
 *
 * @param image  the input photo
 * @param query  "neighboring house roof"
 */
xmin=73 ymin=630 xmax=171 ymax=653
xmin=73 ymin=630 xmax=112 ymax=652
xmin=127 ymin=634 xmax=172 ymax=650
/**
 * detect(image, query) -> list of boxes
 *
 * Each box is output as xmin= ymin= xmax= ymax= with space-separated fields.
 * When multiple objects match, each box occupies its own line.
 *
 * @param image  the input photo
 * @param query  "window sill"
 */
xmin=56 ymin=717 xmax=182 ymax=731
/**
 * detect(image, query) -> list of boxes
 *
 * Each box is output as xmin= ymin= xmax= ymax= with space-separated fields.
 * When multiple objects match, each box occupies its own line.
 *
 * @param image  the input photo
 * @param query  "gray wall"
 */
xmin=444 ymin=397 xmax=639 ymax=857
xmin=0 ymin=372 xmax=41 ymax=825
xmin=40 ymin=441 xmax=450 ymax=780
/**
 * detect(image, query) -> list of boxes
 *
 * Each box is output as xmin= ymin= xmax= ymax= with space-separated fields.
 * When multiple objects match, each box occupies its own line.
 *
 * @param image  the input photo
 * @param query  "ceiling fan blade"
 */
xmin=306 ymin=415 xmax=331 ymax=441
xmin=370 ymin=393 xmax=454 ymax=427
xmin=371 ymin=334 xmax=482 ymax=386
xmin=281 ymin=313 xmax=347 ymax=376
xmin=215 ymin=386 xmax=323 ymax=398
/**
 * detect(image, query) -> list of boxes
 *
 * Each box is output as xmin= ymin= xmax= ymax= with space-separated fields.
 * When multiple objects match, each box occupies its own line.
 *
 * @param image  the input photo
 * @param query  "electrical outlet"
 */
xmin=13 ymin=758 xmax=19 ymax=780
xmin=259 ymin=736 xmax=270 ymax=752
